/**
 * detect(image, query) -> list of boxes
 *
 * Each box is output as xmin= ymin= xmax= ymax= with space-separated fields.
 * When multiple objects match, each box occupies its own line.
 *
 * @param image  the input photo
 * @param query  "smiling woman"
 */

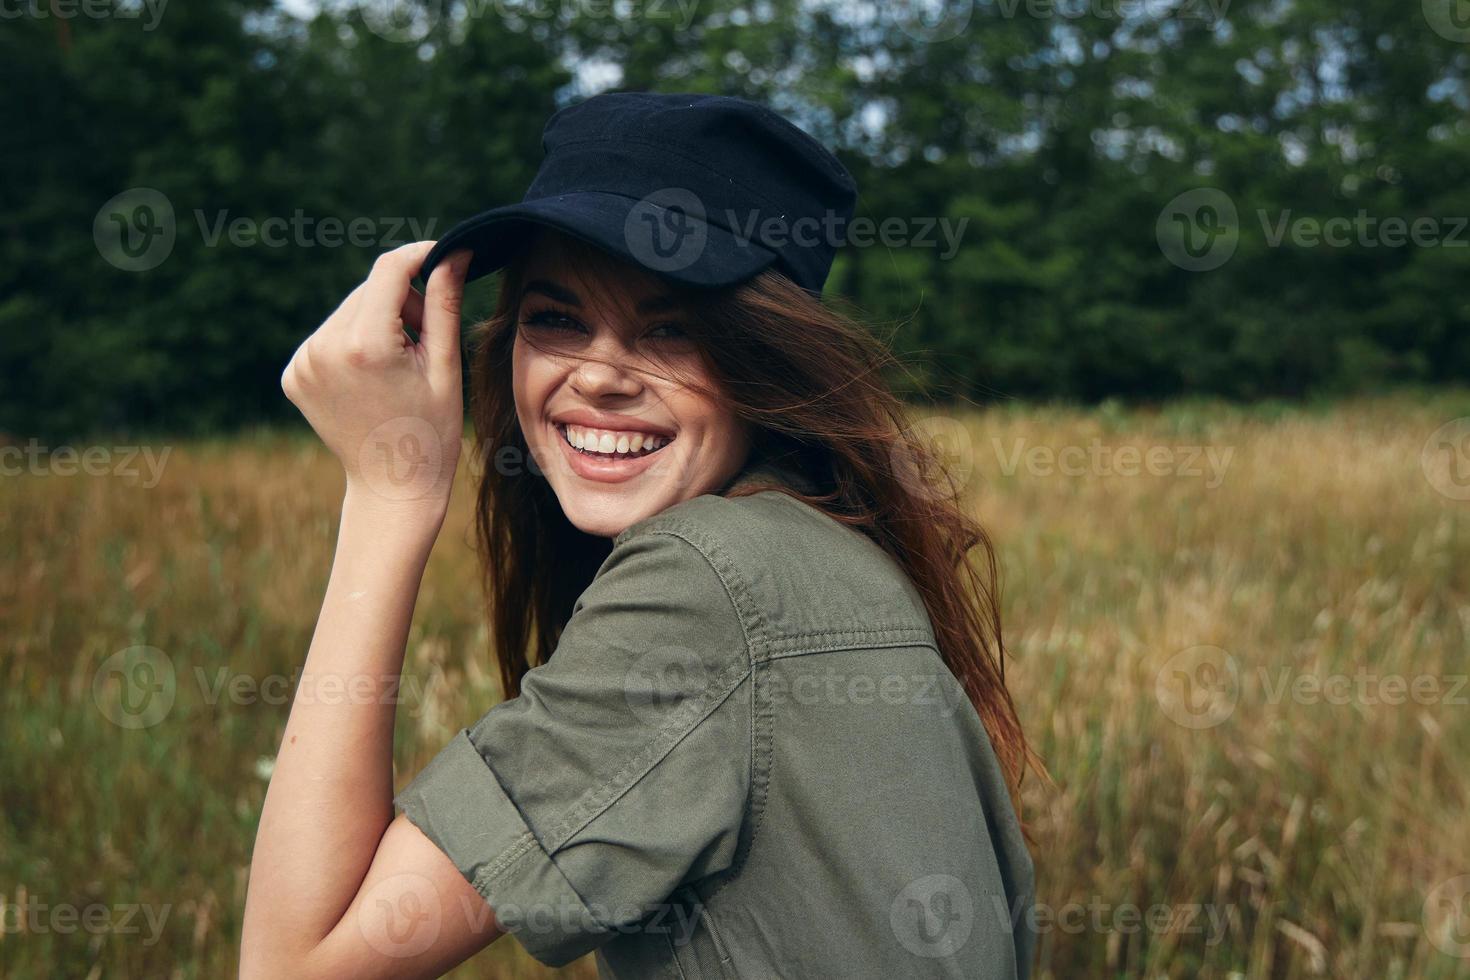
xmin=503 ymin=231 xmax=753 ymax=536
xmin=241 ymin=91 xmax=1039 ymax=980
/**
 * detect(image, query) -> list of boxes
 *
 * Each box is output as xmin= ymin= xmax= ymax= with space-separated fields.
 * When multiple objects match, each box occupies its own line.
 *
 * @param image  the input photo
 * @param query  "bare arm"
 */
xmin=240 ymin=242 xmax=504 ymax=979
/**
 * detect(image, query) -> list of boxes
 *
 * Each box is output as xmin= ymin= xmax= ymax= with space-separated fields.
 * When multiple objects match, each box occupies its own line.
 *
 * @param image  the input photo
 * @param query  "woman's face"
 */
xmin=511 ymin=236 xmax=752 ymax=537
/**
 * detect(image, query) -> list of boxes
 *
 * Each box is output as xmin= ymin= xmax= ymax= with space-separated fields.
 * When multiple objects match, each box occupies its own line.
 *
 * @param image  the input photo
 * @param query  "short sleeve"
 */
xmin=394 ymin=528 xmax=753 ymax=967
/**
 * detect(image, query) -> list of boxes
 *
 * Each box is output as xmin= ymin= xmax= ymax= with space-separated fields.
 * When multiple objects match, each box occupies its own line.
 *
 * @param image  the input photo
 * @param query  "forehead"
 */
xmin=518 ymin=229 xmax=679 ymax=317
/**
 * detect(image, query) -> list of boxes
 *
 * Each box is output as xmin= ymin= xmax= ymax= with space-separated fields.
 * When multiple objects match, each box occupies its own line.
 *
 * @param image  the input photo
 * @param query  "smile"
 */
xmin=558 ymin=423 xmax=673 ymax=459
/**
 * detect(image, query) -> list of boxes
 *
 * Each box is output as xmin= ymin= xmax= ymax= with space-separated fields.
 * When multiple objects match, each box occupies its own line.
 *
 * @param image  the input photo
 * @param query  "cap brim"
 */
xmin=417 ymin=190 xmax=780 ymax=292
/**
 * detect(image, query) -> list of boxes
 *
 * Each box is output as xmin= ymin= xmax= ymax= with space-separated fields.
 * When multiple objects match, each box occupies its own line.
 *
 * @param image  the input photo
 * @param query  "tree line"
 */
xmin=3 ymin=0 xmax=1467 ymax=435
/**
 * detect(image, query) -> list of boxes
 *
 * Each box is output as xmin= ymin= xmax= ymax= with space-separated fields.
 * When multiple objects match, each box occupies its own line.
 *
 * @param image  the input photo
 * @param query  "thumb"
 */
xmin=422 ymin=249 xmax=472 ymax=384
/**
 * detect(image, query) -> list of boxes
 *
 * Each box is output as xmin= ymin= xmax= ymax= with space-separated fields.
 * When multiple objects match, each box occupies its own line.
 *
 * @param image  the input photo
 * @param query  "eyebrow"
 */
xmin=523 ymin=279 xmax=682 ymax=315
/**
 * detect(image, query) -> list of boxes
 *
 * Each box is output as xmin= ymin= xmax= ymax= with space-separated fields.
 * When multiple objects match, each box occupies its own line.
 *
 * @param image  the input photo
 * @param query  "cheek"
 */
xmin=511 ymin=338 xmax=555 ymax=434
xmin=669 ymin=387 xmax=747 ymax=465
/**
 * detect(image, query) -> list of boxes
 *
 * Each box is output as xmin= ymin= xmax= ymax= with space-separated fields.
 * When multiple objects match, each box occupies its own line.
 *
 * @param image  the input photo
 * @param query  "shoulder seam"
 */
xmin=643 ymin=527 xmax=762 ymax=664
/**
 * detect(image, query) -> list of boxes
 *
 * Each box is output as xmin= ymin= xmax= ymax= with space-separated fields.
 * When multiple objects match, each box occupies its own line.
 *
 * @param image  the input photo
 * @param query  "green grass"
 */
xmin=3 ymin=393 xmax=1468 ymax=978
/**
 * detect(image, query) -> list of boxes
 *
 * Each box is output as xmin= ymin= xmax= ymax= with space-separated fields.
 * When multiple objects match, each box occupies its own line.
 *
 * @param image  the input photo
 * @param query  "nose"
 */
xmin=568 ymin=339 xmax=644 ymax=401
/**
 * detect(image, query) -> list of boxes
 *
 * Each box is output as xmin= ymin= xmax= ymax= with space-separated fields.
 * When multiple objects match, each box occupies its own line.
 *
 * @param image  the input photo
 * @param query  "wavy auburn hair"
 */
xmin=466 ymin=231 xmax=1040 ymax=811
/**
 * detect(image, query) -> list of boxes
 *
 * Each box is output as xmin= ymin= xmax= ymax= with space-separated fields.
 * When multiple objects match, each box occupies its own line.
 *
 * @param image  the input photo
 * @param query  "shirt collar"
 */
xmin=723 ymin=455 xmax=818 ymax=497
xmin=613 ymin=455 xmax=818 ymax=546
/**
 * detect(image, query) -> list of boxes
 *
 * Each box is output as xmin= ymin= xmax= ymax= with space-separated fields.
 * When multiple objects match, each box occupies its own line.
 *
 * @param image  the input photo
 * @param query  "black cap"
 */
xmin=417 ymin=92 xmax=858 ymax=296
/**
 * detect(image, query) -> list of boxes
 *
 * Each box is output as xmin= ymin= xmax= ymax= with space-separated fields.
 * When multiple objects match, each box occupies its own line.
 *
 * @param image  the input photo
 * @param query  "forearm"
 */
xmin=242 ymin=486 xmax=446 ymax=960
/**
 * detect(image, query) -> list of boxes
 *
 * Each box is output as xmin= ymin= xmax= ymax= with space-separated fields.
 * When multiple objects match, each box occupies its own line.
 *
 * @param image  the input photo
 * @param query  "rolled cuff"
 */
xmin=394 ymin=730 xmax=609 ymax=967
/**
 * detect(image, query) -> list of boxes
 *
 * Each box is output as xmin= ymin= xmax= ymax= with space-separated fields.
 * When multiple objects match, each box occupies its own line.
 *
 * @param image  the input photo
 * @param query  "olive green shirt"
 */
xmin=395 ymin=461 xmax=1035 ymax=978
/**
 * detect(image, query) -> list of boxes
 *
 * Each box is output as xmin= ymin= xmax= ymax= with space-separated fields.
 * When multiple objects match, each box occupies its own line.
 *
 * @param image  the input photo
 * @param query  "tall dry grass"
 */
xmin=1 ymin=394 xmax=1467 ymax=978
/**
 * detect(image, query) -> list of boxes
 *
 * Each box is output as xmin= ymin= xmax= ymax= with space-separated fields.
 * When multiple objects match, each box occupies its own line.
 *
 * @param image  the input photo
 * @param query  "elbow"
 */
xmin=241 ymin=946 xmax=329 ymax=980
xmin=240 ymin=926 xmax=330 ymax=980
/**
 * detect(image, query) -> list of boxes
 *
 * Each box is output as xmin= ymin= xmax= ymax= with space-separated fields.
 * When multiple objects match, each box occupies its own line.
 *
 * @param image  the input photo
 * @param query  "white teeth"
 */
xmin=561 ymin=424 xmax=671 ymax=455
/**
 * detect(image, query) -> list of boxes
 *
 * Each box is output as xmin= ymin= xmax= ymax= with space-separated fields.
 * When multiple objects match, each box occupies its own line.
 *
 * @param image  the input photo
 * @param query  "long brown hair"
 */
xmin=467 ymin=231 xmax=1041 ymax=810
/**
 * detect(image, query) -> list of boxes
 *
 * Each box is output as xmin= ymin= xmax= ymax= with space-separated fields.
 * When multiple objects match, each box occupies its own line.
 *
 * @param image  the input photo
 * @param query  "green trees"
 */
xmin=3 ymin=0 xmax=1466 ymax=435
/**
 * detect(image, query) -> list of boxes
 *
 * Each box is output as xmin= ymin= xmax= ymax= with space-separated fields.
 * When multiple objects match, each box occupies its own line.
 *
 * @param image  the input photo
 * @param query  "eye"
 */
xmin=644 ymin=321 xmax=689 ymax=340
xmin=521 ymin=309 xmax=586 ymax=333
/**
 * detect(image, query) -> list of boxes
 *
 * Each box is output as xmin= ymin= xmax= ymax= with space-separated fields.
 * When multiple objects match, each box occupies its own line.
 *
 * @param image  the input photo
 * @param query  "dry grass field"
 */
xmin=3 ymin=393 xmax=1468 ymax=978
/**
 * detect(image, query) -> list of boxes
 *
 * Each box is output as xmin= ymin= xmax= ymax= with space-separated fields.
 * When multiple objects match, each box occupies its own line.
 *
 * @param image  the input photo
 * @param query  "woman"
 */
xmin=241 ymin=92 xmax=1037 ymax=979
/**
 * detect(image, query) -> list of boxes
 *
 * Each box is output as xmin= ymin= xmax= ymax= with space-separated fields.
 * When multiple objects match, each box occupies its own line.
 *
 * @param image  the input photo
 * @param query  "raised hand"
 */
xmin=281 ymin=242 xmax=473 ymax=516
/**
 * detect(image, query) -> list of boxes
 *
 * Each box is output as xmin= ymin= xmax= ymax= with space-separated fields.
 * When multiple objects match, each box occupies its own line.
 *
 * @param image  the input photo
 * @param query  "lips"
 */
xmin=548 ymin=414 xmax=678 ymax=484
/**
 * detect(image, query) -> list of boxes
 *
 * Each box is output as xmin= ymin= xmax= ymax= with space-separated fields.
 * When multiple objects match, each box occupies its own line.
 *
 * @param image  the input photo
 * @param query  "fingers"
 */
xmin=421 ymin=249 xmax=473 ymax=386
xmin=401 ymin=286 xmax=426 ymax=337
xmin=356 ymin=241 xmax=438 ymax=343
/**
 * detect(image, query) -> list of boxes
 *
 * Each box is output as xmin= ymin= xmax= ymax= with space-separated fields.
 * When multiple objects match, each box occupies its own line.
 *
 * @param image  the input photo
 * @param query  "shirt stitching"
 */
xmin=528 ymin=532 xmax=755 ymax=853
xmin=475 ymin=830 xmax=538 ymax=888
xmin=540 ymin=662 xmax=751 ymax=853
xmin=762 ymin=628 xmax=939 ymax=660
xmin=480 ymin=830 xmax=611 ymax=956
xmin=645 ymin=528 xmax=764 ymax=662
xmin=632 ymin=520 xmax=774 ymax=904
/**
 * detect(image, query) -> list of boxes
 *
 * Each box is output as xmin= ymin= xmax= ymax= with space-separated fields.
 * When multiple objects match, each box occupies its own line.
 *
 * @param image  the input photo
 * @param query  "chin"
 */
xmin=546 ymin=459 xmax=697 ymax=538
xmin=558 ymin=492 xmax=667 ymax=538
